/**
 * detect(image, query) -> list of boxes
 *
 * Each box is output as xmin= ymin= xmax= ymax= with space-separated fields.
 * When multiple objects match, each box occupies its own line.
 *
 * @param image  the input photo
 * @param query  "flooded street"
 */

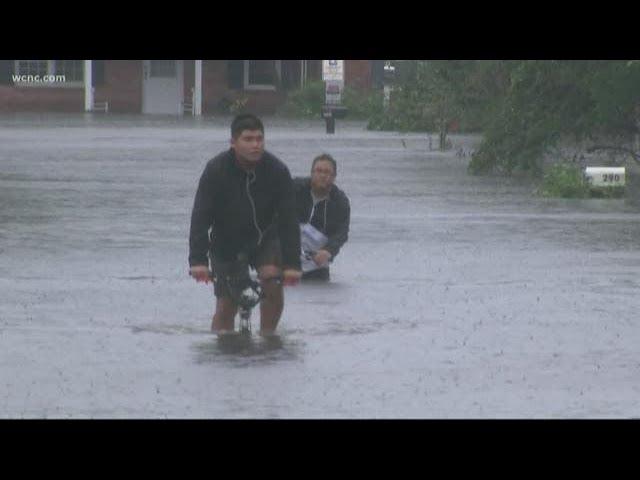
xmin=2 ymin=114 xmax=640 ymax=418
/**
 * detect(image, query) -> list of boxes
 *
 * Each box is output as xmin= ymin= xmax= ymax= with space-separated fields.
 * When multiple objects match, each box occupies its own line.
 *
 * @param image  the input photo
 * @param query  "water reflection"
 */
xmin=191 ymin=333 xmax=302 ymax=366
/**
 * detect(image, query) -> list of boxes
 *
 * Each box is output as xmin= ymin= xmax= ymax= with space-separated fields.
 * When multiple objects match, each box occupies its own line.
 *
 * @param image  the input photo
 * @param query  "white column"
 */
xmin=194 ymin=60 xmax=202 ymax=116
xmin=84 ymin=60 xmax=93 ymax=112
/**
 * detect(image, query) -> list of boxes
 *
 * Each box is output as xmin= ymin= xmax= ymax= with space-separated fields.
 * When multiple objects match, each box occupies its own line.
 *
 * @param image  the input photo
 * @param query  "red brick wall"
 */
xmin=94 ymin=60 xmax=142 ymax=113
xmin=345 ymin=60 xmax=372 ymax=90
xmin=0 ymin=85 xmax=83 ymax=112
xmin=202 ymin=60 xmax=228 ymax=112
xmin=307 ymin=60 xmax=322 ymax=82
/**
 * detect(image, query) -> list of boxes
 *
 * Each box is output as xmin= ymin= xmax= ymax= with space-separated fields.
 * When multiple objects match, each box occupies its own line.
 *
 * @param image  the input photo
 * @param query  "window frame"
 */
xmin=13 ymin=60 xmax=84 ymax=88
xmin=243 ymin=60 xmax=281 ymax=91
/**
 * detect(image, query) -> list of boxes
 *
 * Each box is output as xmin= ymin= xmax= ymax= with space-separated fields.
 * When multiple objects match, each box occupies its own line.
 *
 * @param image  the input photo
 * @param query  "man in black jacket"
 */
xmin=189 ymin=114 xmax=302 ymax=335
xmin=294 ymin=153 xmax=350 ymax=281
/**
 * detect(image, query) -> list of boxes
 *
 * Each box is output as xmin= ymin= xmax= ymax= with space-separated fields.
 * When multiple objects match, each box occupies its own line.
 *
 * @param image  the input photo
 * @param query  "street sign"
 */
xmin=324 ymin=80 xmax=342 ymax=105
xmin=325 ymin=80 xmax=342 ymax=105
xmin=323 ymin=60 xmax=344 ymax=81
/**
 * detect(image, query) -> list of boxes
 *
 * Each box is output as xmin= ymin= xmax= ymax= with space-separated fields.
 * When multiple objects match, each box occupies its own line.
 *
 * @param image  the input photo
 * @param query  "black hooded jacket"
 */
xmin=293 ymin=177 xmax=350 ymax=259
xmin=189 ymin=149 xmax=301 ymax=270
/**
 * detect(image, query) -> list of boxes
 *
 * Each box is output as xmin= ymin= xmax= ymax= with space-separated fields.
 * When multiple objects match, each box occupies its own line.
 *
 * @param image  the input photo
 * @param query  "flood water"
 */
xmin=1 ymin=114 xmax=640 ymax=418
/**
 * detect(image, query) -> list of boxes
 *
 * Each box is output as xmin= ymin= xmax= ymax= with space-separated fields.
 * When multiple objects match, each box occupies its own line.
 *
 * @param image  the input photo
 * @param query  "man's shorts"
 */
xmin=209 ymin=229 xmax=282 ymax=299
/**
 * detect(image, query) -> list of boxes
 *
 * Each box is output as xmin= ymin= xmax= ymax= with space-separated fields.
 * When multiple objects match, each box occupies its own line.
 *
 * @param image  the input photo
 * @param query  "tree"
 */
xmin=369 ymin=60 xmax=509 ymax=149
xmin=370 ymin=60 xmax=474 ymax=149
xmin=468 ymin=60 xmax=640 ymax=176
xmin=370 ymin=60 xmax=640 ymax=175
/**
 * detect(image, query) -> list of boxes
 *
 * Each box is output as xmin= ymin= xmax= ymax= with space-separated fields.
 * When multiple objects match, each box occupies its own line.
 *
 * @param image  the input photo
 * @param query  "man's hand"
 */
xmin=282 ymin=269 xmax=302 ymax=286
xmin=190 ymin=265 xmax=211 ymax=284
xmin=313 ymin=249 xmax=332 ymax=267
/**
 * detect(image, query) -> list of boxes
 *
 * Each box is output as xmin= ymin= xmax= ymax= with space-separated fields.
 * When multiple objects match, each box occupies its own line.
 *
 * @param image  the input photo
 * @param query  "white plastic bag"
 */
xmin=300 ymin=223 xmax=329 ymax=273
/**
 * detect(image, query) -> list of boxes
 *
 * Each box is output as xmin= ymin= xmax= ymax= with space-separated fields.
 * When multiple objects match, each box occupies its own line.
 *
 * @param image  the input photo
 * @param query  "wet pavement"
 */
xmin=1 ymin=113 xmax=640 ymax=418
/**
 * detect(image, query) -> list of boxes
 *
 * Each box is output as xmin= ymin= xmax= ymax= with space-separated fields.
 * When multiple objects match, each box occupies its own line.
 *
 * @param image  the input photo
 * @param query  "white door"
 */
xmin=142 ymin=60 xmax=183 ymax=115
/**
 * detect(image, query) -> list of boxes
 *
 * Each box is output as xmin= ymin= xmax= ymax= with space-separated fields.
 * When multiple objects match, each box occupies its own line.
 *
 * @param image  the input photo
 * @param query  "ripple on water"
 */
xmin=190 ymin=334 xmax=303 ymax=366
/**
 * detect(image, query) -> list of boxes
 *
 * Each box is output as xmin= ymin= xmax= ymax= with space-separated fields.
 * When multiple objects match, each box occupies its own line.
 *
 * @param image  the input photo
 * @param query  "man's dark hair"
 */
xmin=231 ymin=114 xmax=264 ymax=139
xmin=312 ymin=153 xmax=337 ymax=176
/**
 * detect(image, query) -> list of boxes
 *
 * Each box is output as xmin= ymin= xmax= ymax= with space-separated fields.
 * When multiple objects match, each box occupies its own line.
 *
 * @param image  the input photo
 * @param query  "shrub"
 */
xmin=276 ymin=81 xmax=325 ymax=118
xmin=342 ymin=87 xmax=384 ymax=120
xmin=278 ymin=82 xmax=386 ymax=120
xmin=538 ymin=164 xmax=590 ymax=198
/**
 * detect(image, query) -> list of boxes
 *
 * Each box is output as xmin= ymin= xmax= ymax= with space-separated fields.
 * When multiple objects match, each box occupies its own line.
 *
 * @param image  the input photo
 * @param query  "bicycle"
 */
xmin=209 ymin=253 xmax=282 ymax=335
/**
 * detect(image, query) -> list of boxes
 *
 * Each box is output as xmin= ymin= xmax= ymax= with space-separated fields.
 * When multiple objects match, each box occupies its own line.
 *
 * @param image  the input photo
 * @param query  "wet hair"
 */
xmin=311 ymin=153 xmax=337 ymax=176
xmin=231 ymin=114 xmax=264 ymax=139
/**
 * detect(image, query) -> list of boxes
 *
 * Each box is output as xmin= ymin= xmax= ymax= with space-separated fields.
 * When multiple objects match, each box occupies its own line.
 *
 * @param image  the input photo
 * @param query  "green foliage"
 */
xmin=368 ymin=61 xmax=455 ymax=134
xmin=277 ymin=81 xmax=385 ymax=120
xmin=214 ymin=96 xmax=250 ymax=115
xmin=536 ymin=163 xmax=626 ymax=198
xmin=367 ymin=89 xmax=436 ymax=132
xmin=229 ymin=97 xmax=249 ymax=115
xmin=537 ymin=164 xmax=590 ymax=198
xmin=586 ymin=61 xmax=640 ymax=135
xmin=469 ymin=61 xmax=640 ymax=176
xmin=470 ymin=61 xmax=585 ymax=175
xmin=276 ymin=81 xmax=326 ymax=118
xmin=367 ymin=60 xmax=509 ymax=149
xmin=588 ymin=186 xmax=626 ymax=198
xmin=342 ymin=86 xmax=385 ymax=120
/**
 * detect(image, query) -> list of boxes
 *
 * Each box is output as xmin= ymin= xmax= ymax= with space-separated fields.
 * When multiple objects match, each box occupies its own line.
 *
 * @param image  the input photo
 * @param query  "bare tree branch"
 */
xmin=586 ymin=145 xmax=640 ymax=165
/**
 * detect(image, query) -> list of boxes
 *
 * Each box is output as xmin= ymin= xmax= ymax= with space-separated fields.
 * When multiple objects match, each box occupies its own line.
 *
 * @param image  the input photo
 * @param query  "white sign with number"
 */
xmin=323 ymin=60 xmax=344 ymax=81
xmin=584 ymin=167 xmax=625 ymax=187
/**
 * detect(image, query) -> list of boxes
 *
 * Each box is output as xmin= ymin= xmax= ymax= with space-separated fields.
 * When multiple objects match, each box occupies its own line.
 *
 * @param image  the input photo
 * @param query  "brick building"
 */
xmin=0 ymin=60 xmax=378 ymax=115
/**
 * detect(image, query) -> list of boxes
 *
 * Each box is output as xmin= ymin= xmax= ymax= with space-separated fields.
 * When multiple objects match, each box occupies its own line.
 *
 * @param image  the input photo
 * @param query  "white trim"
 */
xmin=177 ymin=60 xmax=184 ymax=116
xmin=243 ymin=60 xmax=281 ymax=91
xmin=84 ymin=60 xmax=93 ymax=112
xmin=194 ymin=60 xmax=202 ymax=116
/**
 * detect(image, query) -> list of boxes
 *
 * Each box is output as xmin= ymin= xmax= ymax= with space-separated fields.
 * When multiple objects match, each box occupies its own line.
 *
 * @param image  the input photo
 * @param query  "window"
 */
xmin=14 ymin=60 xmax=84 ymax=87
xmin=244 ymin=60 xmax=281 ymax=90
xmin=150 ymin=60 xmax=176 ymax=78
xmin=55 ymin=60 xmax=83 ymax=82
xmin=17 ymin=60 xmax=48 ymax=77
